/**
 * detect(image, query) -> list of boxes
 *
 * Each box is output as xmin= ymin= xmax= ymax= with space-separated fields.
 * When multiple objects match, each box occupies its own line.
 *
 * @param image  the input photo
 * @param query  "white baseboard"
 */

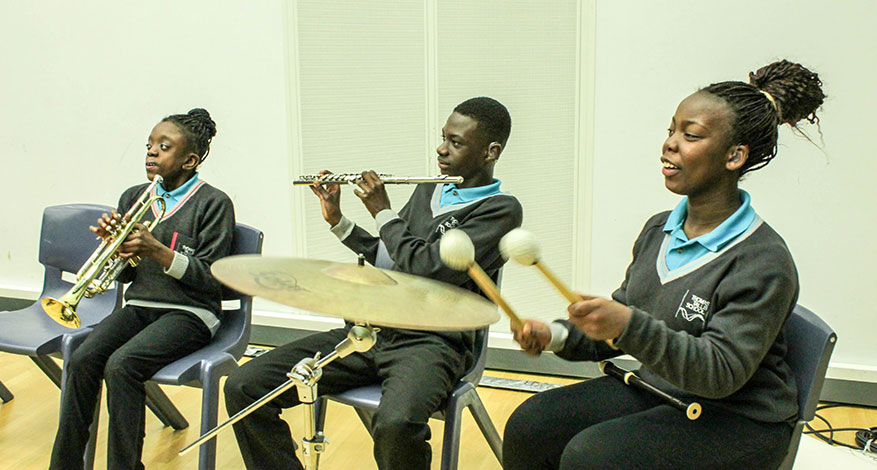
xmin=0 ymin=286 xmax=40 ymax=300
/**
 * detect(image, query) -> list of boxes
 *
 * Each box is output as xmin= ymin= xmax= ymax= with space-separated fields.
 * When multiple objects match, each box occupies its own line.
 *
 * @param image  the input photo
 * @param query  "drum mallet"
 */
xmin=500 ymin=228 xmax=618 ymax=349
xmin=439 ymin=229 xmax=523 ymax=330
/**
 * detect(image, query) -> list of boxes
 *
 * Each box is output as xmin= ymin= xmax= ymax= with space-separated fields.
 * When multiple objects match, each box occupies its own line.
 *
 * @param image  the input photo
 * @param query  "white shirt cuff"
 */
xmin=546 ymin=321 xmax=570 ymax=352
xmin=330 ymin=216 xmax=356 ymax=241
xmin=374 ymin=209 xmax=400 ymax=232
xmin=164 ymin=251 xmax=189 ymax=279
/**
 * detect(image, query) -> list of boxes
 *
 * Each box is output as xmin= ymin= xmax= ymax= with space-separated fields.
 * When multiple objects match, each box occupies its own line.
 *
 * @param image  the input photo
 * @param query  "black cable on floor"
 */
xmin=803 ymin=404 xmax=877 ymax=452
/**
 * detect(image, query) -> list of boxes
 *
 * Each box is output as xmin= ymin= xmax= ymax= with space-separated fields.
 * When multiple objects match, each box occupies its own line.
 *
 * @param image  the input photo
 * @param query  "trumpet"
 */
xmin=41 ymin=176 xmax=168 ymax=328
xmin=293 ymin=173 xmax=463 ymax=186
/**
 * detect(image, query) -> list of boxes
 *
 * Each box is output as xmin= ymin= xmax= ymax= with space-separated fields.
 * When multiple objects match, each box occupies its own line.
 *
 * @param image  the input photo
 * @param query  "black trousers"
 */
xmin=502 ymin=375 xmax=792 ymax=470
xmin=49 ymin=305 xmax=211 ymax=470
xmin=224 ymin=326 xmax=467 ymax=470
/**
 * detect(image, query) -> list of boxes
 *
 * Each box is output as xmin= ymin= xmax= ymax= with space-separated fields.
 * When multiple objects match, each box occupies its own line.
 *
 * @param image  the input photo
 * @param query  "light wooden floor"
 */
xmin=1 ymin=351 xmax=874 ymax=469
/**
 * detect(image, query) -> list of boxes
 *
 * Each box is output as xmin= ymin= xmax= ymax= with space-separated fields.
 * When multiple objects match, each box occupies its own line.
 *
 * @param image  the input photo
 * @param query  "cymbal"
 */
xmin=211 ymin=255 xmax=500 ymax=331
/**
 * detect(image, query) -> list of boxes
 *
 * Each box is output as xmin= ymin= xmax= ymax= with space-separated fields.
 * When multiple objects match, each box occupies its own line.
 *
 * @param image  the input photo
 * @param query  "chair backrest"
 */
xmin=38 ymin=204 xmax=122 ymax=326
xmin=460 ymin=327 xmax=489 ymax=385
xmin=785 ymin=304 xmax=836 ymax=420
xmin=211 ymin=223 xmax=264 ymax=360
xmin=778 ymin=304 xmax=837 ymax=470
xmin=39 ymin=204 xmax=114 ymax=273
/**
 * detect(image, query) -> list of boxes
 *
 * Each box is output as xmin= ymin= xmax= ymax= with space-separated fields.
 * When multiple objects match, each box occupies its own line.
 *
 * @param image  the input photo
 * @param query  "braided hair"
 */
xmin=701 ymin=60 xmax=825 ymax=175
xmin=162 ymin=108 xmax=217 ymax=165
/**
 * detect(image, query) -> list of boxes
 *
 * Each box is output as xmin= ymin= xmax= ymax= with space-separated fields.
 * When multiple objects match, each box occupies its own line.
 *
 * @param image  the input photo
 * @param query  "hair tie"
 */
xmin=760 ymin=89 xmax=781 ymax=118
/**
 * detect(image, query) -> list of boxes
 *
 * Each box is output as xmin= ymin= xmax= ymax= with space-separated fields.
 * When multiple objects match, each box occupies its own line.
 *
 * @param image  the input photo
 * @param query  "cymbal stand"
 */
xmin=179 ymin=324 xmax=378 ymax=470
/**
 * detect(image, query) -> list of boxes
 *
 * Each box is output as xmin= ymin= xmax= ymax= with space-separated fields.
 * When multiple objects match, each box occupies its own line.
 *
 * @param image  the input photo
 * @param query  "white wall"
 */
xmin=1 ymin=1 xmax=874 ymax=379
xmin=590 ymin=0 xmax=877 ymax=373
xmin=0 ymin=0 xmax=294 ymax=290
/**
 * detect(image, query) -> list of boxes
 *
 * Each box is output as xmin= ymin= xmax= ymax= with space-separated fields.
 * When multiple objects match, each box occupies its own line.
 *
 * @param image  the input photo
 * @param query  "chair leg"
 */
xmin=776 ymin=423 xmax=805 ymax=470
xmin=466 ymin=391 xmax=503 ymax=464
xmin=32 ymin=355 xmax=63 ymax=387
xmin=439 ymin=394 xmax=467 ymax=470
xmin=145 ymin=382 xmax=189 ymax=430
xmin=0 ymin=378 xmax=13 ymax=402
xmin=197 ymin=376 xmax=221 ymax=470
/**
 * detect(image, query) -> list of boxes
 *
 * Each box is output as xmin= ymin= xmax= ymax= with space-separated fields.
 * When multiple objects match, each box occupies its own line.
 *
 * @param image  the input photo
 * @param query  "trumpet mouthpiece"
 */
xmin=440 ymin=229 xmax=475 ymax=271
xmin=500 ymin=228 xmax=540 ymax=266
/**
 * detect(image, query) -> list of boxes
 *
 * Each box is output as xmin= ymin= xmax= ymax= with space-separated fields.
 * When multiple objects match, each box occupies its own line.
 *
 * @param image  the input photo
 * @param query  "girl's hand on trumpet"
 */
xmin=511 ymin=319 xmax=552 ymax=356
xmin=90 ymin=210 xmax=128 ymax=240
xmin=567 ymin=294 xmax=632 ymax=341
xmin=117 ymin=223 xmax=175 ymax=269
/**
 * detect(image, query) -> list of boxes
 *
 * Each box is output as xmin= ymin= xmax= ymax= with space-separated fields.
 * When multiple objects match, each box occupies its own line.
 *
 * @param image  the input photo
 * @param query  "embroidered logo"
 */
xmin=434 ymin=216 xmax=460 ymax=235
xmin=180 ymin=244 xmax=196 ymax=256
xmin=675 ymin=289 xmax=709 ymax=323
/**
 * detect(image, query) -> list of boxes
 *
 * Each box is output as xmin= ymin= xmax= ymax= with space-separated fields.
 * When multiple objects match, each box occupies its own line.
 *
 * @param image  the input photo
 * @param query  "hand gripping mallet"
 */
xmin=439 ymin=229 xmax=523 ymax=330
xmin=499 ymin=228 xmax=618 ymax=349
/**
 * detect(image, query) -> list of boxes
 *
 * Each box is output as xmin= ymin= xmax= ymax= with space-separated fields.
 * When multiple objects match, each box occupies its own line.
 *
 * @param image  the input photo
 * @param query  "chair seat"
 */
xmin=0 ymin=293 xmax=118 ymax=356
xmin=70 ymin=222 xmax=264 ymax=470
xmin=315 ymin=327 xmax=503 ymax=470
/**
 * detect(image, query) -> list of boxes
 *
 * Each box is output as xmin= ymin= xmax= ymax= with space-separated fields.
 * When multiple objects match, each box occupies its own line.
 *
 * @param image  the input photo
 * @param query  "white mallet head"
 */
xmin=440 ymin=229 xmax=475 ymax=271
xmin=500 ymin=228 xmax=540 ymax=266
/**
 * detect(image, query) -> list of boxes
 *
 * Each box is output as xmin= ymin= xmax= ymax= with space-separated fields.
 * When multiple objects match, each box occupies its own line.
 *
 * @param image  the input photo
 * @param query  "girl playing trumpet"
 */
xmin=50 ymin=108 xmax=235 ymax=470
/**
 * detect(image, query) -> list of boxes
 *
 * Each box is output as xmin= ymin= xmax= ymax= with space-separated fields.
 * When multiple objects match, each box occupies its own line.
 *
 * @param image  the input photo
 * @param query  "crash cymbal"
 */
xmin=211 ymin=255 xmax=500 ymax=331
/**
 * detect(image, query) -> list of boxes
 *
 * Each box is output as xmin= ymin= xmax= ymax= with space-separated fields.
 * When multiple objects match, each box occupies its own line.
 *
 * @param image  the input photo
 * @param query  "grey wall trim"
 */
xmin=3 ymin=298 xmax=871 ymax=409
xmin=486 ymin=347 xmax=877 ymax=408
xmin=820 ymin=378 xmax=877 ymax=408
xmin=252 ymin=325 xmax=877 ymax=408
xmin=251 ymin=324 xmax=317 ymax=347
xmin=0 ymin=297 xmax=37 ymax=312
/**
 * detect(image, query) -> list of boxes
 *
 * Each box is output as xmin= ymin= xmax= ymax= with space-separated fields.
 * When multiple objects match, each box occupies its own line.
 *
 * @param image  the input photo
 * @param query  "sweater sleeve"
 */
xmin=615 ymin=244 xmax=798 ymax=399
xmin=172 ymin=194 xmax=235 ymax=291
xmin=340 ymin=224 xmax=383 ymax=266
xmin=376 ymin=196 xmax=523 ymax=285
xmin=553 ymin=319 xmax=625 ymax=362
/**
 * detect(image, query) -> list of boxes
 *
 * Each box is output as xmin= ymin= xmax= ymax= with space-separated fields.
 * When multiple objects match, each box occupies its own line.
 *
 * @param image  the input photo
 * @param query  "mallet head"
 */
xmin=440 ymin=229 xmax=475 ymax=271
xmin=500 ymin=228 xmax=540 ymax=266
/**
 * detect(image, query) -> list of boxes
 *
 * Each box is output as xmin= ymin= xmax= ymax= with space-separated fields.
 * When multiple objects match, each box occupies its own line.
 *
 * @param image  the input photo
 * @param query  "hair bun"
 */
xmin=186 ymin=108 xmax=217 ymax=139
xmin=748 ymin=60 xmax=825 ymax=126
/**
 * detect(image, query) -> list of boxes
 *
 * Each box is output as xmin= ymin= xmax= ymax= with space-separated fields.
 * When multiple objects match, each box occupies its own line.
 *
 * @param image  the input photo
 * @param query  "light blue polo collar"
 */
xmin=156 ymin=173 xmax=200 ymax=211
xmin=440 ymin=178 xmax=502 ymax=207
xmin=663 ymin=189 xmax=756 ymax=252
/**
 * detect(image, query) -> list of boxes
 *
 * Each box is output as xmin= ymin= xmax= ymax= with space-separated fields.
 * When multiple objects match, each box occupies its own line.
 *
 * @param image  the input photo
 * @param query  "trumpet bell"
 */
xmin=41 ymin=297 xmax=82 ymax=328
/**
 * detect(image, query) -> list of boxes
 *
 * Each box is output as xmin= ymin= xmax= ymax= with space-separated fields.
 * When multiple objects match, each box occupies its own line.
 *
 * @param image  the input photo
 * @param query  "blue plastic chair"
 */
xmin=62 ymin=222 xmax=263 ymax=470
xmin=313 ymin=326 xmax=503 ymax=470
xmin=777 ymin=304 xmax=837 ymax=470
xmin=0 ymin=204 xmax=122 ymax=400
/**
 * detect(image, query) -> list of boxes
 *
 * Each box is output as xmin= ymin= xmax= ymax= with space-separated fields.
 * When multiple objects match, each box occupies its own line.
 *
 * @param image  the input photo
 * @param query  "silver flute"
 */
xmin=293 ymin=173 xmax=463 ymax=186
